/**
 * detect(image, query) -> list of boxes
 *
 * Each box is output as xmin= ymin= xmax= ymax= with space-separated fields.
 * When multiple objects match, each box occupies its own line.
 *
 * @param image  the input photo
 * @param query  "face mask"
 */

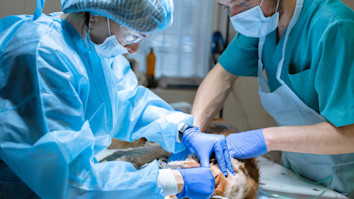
xmin=86 ymin=17 xmax=128 ymax=58
xmin=230 ymin=0 xmax=280 ymax=38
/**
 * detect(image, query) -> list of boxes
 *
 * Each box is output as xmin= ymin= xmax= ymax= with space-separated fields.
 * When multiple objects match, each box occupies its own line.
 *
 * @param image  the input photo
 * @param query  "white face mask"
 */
xmin=230 ymin=0 xmax=280 ymax=38
xmin=86 ymin=17 xmax=128 ymax=58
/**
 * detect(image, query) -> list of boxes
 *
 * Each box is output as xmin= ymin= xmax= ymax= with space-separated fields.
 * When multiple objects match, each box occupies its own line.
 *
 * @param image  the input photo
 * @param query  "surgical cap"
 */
xmin=61 ymin=0 xmax=174 ymax=34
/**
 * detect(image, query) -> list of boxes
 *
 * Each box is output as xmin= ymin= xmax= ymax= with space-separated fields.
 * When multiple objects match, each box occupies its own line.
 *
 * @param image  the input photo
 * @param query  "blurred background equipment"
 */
xmin=146 ymin=47 xmax=157 ymax=88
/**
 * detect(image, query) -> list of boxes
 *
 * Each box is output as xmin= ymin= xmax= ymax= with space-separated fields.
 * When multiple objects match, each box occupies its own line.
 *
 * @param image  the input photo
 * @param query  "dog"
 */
xmin=102 ymin=120 xmax=259 ymax=199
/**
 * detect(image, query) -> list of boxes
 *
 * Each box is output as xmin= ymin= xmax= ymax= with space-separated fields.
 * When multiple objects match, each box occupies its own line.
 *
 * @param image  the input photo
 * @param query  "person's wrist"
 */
xmin=179 ymin=125 xmax=197 ymax=143
xmin=262 ymin=127 xmax=275 ymax=152
xmin=157 ymin=169 xmax=179 ymax=196
xmin=172 ymin=170 xmax=184 ymax=193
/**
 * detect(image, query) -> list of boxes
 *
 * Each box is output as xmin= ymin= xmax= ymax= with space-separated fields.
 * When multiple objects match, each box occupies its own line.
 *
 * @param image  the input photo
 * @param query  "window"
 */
xmin=127 ymin=0 xmax=214 ymax=78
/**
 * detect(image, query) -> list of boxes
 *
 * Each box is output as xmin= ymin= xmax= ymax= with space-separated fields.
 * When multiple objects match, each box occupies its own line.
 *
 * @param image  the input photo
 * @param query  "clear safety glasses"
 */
xmin=119 ymin=26 xmax=149 ymax=45
xmin=105 ymin=17 xmax=149 ymax=45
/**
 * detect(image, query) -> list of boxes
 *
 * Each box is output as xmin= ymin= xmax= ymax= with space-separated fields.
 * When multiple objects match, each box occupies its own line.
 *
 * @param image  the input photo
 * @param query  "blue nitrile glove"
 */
xmin=182 ymin=127 xmax=235 ymax=176
xmin=176 ymin=167 xmax=215 ymax=199
xmin=168 ymin=148 xmax=192 ymax=162
xmin=226 ymin=129 xmax=268 ymax=159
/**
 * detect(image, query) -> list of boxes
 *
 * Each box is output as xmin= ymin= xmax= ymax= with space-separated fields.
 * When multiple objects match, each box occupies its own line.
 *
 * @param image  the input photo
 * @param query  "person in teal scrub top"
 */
xmin=192 ymin=0 xmax=354 ymax=197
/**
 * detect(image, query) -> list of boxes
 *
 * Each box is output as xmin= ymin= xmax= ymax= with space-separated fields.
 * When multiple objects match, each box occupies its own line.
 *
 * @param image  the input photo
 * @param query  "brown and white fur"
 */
xmin=166 ymin=153 xmax=259 ymax=199
xmin=103 ymin=120 xmax=259 ymax=199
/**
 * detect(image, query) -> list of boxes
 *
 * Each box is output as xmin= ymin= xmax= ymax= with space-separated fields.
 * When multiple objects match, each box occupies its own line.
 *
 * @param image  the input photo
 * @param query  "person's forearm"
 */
xmin=192 ymin=63 xmax=238 ymax=131
xmin=263 ymin=122 xmax=354 ymax=154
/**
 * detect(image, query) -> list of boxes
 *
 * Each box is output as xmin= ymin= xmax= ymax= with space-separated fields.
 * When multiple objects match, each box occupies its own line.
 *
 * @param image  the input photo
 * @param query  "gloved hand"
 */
xmin=181 ymin=127 xmax=235 ymax=176
xmin=176 ymin=167 xmax=215 ymax=199
xmin=226 ymin=129 xmax=268 ymax=159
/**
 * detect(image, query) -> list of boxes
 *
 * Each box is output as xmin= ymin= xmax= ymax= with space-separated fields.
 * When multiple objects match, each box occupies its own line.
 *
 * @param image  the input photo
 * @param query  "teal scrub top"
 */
xmin=219 ymin=0 xmax=354 ymax=127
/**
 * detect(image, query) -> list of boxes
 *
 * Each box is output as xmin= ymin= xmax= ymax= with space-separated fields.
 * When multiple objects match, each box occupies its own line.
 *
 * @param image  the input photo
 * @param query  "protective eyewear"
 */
xmin=119 ymin=26 xmax=150 ymax=45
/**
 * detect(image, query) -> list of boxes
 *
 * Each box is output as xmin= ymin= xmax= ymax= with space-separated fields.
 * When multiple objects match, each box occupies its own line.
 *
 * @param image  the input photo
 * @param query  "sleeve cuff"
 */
xmin=157 ymin=169 xmax=178 ymax=196
xmin=176 ymin=123 xmax=185 ymax=143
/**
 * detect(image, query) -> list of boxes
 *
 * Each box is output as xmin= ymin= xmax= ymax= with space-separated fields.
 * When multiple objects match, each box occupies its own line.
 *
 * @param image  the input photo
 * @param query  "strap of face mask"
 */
xmin=260 ymin=0 xmax=280 ymax=13
xmin=107 ymin=17 xmax=112 ymax=37
xmin=88 ymin=15 xmax=93 ymax=36
xmin=275 ymin=0 xmax=280 ymax=12
xmin=88 ymin=16 xmax=113 ymax=43
xmin=260 ymin=0 xmax=265 ymax=7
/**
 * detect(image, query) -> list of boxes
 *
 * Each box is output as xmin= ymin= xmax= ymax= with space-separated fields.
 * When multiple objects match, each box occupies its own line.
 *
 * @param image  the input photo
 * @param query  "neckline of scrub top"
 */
xmin=261 ymin=29 xmax=287 ymax=92
xmin=269 ymin=28 xmax=286 ymax=62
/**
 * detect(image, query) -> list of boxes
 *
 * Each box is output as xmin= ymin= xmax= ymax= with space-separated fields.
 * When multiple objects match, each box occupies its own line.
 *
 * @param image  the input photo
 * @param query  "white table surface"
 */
xmin=256 ymin=156 xmax=348 ymax=199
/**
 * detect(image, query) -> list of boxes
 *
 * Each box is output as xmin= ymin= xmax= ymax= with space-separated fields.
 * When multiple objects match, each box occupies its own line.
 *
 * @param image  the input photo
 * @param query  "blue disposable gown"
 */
xmin=0 ymin=13 xmax=192 ymax=198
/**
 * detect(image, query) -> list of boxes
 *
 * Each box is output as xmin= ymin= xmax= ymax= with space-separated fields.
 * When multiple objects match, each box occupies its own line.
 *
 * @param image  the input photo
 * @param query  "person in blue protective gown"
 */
xmin=191 ymin=0 xmax=354 ymax=197
xmin=0 ymin=0 xmax=236 ymax=198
